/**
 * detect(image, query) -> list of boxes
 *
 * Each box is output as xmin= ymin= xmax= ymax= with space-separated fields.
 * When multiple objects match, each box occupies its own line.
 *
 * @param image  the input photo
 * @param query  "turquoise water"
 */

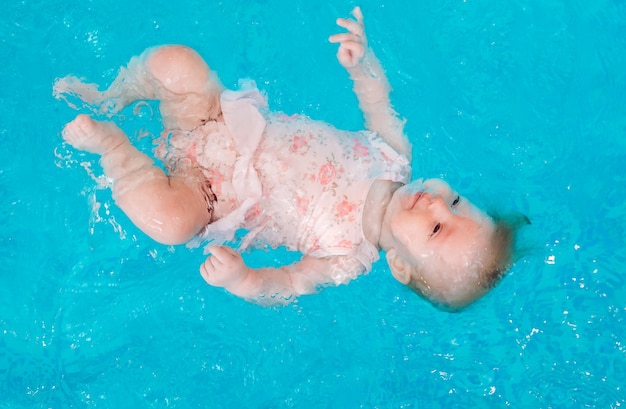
xmin=1 ymin=0 xmax=625 ymax=407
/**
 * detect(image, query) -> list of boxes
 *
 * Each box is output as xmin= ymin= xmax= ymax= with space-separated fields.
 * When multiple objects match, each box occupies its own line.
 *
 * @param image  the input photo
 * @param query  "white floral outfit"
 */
xmin=162 ymin=81 xmax=411 ymax=274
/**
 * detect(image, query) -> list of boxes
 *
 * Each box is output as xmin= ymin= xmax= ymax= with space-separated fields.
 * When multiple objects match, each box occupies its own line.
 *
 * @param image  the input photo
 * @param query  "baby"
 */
xmin=54 ymin=7 xmax=516 ymax=309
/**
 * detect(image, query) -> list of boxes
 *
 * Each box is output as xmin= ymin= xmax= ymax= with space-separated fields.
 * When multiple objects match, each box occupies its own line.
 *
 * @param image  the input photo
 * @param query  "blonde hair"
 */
xmin=407 ymin=212 xmax=529 ymax=311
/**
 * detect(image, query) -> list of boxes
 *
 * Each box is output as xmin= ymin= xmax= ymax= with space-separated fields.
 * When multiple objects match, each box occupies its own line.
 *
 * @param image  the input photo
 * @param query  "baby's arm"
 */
xmin=200 ymin=246 xmax=365 ymax=304
xmin=329 ymin=7 xmax=411 ymax=158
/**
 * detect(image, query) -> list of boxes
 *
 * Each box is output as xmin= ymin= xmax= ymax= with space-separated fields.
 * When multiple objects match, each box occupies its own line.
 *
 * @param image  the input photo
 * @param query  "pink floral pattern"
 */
xmin=353 ymin=138 xmax=369 ymax=158
xmin=318 ymin=162 xmax=336 ymax=185
xmin=336 ymin=197 xmax=355 ymax=219
xmin=164 ymin=88 xmax=411 ymax=278
xmin=290 ymin=133 xmax=310 ymax=154
xmin=242 ymin=112 xmax=410 ymax=267
xmin=295 ymin=194 xmax=309 ymax=216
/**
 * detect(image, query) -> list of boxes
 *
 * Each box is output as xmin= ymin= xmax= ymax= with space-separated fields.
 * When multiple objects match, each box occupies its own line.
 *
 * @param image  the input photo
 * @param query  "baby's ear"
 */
xmin=386 ymin=249 xmax=412 ymax=285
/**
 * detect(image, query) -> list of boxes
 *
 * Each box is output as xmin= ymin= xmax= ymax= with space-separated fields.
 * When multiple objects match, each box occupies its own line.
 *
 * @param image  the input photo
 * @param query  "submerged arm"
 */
xmin=200 ymin=246 xmax=365 ymax=304
xmin=329 ymin=7 xmax=411 ymax=158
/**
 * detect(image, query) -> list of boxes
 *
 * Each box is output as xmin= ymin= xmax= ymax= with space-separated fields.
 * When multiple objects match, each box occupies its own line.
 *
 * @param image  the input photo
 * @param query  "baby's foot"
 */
xmin=62 ymin=114 xmax=127 ymax=155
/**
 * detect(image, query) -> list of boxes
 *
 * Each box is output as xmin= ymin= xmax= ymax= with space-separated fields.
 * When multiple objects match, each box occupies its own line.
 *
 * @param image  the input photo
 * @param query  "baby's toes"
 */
xmin=61 ymin=114 xmax=103 ymax=153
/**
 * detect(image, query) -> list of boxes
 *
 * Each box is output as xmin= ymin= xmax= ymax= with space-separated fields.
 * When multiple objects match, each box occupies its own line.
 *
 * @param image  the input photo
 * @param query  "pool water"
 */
xmin=1 ymin=0 xmax=625 ymax=407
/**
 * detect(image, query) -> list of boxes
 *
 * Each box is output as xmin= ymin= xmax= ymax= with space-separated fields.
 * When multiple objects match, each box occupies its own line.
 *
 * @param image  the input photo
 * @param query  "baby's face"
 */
xmin=384 ymin=178 xmax=496 ymax=306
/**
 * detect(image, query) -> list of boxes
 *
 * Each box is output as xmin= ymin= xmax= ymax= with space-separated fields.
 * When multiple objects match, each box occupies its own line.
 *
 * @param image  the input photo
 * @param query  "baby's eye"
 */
xmin=451 ymin=195 xmax=461 ymax=207
xmin=431 ymin=223 xmax=441 ymax=236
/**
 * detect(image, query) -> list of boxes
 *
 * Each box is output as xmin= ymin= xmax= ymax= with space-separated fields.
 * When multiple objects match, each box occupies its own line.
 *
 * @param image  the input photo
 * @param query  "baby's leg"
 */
xmin=146 ymin=45 xmax=224 ymax=130
xmin=54 ymin=45 xmax=223 ymax=131
xmin=63 ymin=114 xmax=212 ymax=245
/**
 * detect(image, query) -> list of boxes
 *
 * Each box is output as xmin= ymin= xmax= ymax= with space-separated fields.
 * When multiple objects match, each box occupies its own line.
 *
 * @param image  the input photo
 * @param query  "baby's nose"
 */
xmin=429 ymin=196 xmax=451 ymax=215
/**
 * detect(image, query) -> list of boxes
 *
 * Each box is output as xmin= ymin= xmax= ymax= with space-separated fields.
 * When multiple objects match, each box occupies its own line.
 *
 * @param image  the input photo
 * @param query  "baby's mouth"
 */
xmin=409 ymin=191 xmax=424 ymax=209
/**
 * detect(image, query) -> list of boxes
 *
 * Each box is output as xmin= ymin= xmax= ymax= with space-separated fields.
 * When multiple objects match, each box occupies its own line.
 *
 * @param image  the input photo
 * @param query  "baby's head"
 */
xmin=380 ymin=178 xmax=521 ymax=310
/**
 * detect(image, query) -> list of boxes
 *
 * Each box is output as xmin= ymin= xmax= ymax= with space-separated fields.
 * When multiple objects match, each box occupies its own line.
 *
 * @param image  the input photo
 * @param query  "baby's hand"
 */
xmin=328 ymin=6 xmax=368 ymax=69
xmin=200 ymin=245 xmax=250 ymax=290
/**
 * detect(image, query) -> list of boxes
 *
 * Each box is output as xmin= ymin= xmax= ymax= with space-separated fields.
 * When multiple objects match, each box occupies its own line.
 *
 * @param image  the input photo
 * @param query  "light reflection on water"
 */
xmin=1 ymin=0 xmax=625 ymax=407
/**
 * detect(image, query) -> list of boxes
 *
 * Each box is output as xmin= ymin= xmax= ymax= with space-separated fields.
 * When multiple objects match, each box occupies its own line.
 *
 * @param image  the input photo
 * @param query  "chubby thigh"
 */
xmin=155 ymin=120 xmax=240 ymax=220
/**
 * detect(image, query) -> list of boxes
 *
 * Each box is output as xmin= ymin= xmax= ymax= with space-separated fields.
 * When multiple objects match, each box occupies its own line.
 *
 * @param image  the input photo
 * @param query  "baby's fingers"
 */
xmin=201 ymin=245 xmax=250 ymax=289
xmin=328 ymin=32 xmax=361 ymax=44
xmin=208 ymin=245 xmax=238 ymax=264
xmin=200 ymin=256 xmax=217 ymax=284
xmin=201 ymin=246 xmax=233 ymax=284
xmin=351 ymin=6 xmax=364 ymax=22
xmin=200 ymin=256 xmax=232 ymax=287
xmin=335 ymin=17 xmax=364 ymax=38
